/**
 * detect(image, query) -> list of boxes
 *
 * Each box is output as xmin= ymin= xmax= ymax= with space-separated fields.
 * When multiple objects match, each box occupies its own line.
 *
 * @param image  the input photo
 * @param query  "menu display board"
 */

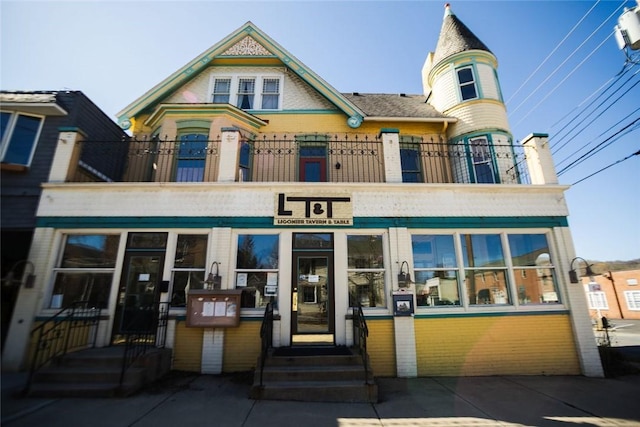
xmin=186 ymin=289 xmax=242 ymax=327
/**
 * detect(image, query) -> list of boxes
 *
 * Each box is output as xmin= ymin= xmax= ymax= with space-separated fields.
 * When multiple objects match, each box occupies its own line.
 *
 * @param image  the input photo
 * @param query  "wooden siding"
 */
xmin=172 ymin=321 xmax=203 ymax=372
xmin=223 ymin=321 xmax=261 ymax=372
xmin=366 ymin=318 xmax=396 ymax=377
xmin=446 ymin=101 xmax=510 ymax=138
xmin=414 ymin=314 xmax=580 ymax=376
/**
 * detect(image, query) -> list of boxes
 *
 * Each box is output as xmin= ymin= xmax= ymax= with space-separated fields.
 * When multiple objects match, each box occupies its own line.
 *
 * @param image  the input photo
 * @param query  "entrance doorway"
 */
xmin=291 ymin=233 xmax=334 ymax=345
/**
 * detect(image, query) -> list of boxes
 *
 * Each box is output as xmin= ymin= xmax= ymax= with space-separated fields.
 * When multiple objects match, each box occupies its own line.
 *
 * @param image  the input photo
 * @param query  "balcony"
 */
xmin=65 ymin=133 xmax=531 ymax=185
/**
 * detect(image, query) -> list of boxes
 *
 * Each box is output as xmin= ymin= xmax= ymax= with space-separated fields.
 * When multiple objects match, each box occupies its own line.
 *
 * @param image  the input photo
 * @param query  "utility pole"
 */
xmin=603 ymin=271 xmax=624 ymax=319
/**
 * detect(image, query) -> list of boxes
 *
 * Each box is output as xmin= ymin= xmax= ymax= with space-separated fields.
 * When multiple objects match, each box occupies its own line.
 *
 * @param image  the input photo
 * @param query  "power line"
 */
xmin=571 ymin=149 xmax=640 ymax=186
xmin=505 ymin=0 xmax=602 ymax=105
xmin=508 ymin=1 xmax=626 ymax=119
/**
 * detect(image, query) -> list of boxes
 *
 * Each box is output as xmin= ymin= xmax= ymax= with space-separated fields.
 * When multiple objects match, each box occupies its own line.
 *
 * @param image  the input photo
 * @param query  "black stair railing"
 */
xmin=259 ymin=303 xmax=274 ymax=386
xmin=119 ymin=302 xmax=169 ymax=386
xmin=27 ymin=300 xmax=102 ymax=391
xmin=352 ymin=302 xmax=370 ymax=384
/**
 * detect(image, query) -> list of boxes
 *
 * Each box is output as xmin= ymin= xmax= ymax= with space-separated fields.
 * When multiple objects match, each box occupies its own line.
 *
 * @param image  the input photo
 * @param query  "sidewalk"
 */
xmin=2 ymin=370 xmax=639 ymax=426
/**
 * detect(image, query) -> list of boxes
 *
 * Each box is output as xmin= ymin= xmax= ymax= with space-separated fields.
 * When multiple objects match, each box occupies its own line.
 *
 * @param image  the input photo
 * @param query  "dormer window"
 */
xmin=211 ymin=74 xmax=282 ymax=110
xmin=457 ymin=66 xmax=478 ymax=101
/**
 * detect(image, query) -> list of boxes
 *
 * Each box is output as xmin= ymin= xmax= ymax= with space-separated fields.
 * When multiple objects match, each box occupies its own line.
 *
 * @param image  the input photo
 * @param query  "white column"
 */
xmin=2 ymin=228 xmax=57 ymax=371
xmin=49 ymin=131 xmax=84 ymax=182
xmin=201 ymin=329 xmax=224 ymax=374
xmin=217 ymin=127 xmax=241 ymax=182
xmin=522 ymin=133 xmax=558 ymax=185
xmin=380 ymin=129 xmax=402 ymax=183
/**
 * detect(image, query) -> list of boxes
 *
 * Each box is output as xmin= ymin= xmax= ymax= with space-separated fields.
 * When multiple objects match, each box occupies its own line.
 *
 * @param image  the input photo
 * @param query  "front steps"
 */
xmin=26 ymin=346 xmax=171 ymax=397
xmin=250 ymin=346 xmax=378 ymax=403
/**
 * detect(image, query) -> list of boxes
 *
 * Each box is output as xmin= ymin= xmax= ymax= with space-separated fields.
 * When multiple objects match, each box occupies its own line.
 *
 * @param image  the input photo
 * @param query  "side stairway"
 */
xmin=25 ymin=346 xmax=172 ymax=398
xmin=250 ymin=346 xmax=378 ymax=403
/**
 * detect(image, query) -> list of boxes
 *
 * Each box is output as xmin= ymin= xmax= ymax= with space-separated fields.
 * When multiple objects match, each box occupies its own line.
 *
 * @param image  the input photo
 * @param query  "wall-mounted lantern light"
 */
xmin=202 ymin=261 xmax=222 ymax=290
xmin=1 ymin=260 xmax=36 ymax=289
xmin=569 ymin=257 xmax=596 ymax=284
xmin=398 ymin=261 xmax=413 ymax=288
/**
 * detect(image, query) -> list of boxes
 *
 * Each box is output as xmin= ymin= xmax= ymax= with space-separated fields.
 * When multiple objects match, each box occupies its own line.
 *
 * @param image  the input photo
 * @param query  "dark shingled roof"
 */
xmin=431 ymin=8 xmax=492 ymax=67
xmin=342 ymin=93 xmax=451 ymax=119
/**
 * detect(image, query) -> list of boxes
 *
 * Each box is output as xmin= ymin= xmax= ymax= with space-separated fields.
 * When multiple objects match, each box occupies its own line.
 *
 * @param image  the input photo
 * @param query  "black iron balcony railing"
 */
xmin=67 ymin=134 xmax=530 ymax=184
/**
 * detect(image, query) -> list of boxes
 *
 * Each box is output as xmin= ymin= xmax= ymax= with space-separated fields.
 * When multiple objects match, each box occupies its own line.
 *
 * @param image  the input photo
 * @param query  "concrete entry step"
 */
xmin=250 ymin=346 xmax=378 ymax=403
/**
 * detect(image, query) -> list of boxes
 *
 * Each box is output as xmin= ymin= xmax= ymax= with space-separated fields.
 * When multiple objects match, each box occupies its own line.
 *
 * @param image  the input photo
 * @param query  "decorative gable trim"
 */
xmin=221 ymin=36 xmax=273 ymax=56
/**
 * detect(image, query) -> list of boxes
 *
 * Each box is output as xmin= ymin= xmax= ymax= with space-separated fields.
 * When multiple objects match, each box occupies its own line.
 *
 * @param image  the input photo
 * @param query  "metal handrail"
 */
xmin=27 ymin=300 xmax=102 ymax=391
xmin=352 ymin=302 xmax=370 ymax=384
xmin=119 ymin=302 xmax=169 ymax=386
xmin=259 ymin=303 xmax=274 ymax=386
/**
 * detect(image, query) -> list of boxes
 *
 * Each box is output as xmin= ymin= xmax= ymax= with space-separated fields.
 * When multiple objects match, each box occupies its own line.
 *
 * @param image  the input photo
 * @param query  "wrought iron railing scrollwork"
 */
xmin=119 ymin=302 xmax=170 ymax=386
xmin=352 ymin=302 xmax=371 ymax=384
xmin=259 ymin=302 xmax=274 ymax=387
xmin=27 ymin=301 xmax=102 ymax=391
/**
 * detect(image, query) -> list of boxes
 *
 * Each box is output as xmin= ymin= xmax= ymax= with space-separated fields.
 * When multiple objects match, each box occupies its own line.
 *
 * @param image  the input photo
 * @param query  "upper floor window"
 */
xmin=212 ymin=78 xmax=231 ymax=104
xmin=0 ymin=111 xmax=44 ymax=167
xmin=239 ymin=141 xmax=253 ymax=181
xmin=299 ymin=145 xmax=327 ymax=182
xmin=457 ymin=66 xmax=478 ymax=101
xmin=176 ymin=133 xmax=208 ymax=182
xmin=400 ymin=143 xmax=422 ymax=183
xmin=210 ymin=74 xmax=282 ymax=111
xmin=469 ymin=137 xmax=496 ymax=183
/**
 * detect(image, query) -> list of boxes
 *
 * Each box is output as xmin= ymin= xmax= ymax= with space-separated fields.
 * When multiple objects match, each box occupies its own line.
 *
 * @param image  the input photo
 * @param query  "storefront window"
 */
xmin=347 ymin=235 xmax=385 ymax=308
xmin=50 ymin=234 xmax=120 ymax=309
xmin=236 ymin=234 xmax=279 ymax=308
xmin=412 ymin=235 xmax=460 ymax=307
xmin=508 ymin=234 xmax=560 ymax=304
xmin=461 ymin=234 xmax=511 ymax=305
xmin=170 ymin=234 xmax=208 ymax=307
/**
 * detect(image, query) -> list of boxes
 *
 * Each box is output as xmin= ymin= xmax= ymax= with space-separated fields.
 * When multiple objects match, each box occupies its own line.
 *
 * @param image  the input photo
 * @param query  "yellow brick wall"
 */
xmin=414 ymin=314 xmax=580 ymax=376
xmin=172 ymin=321 xmax=203 ymax=372
xmin=366 ymin=318 xmax=396 ymax=377
xmin=223 ymin=321 xmax=262 ymax=372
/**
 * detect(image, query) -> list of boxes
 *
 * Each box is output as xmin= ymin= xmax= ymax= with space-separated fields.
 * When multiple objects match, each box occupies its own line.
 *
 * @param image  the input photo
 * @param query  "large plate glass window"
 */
xmin=508 ymin=234 xmax=560 ymax=305
xmin=170 ymin=234 xmax=208 ymax=307
xmin=412 ymin=235 xmax=460 ymax=307
xmin=0 ymin=111 xmax=44 ymax=167
xmin=461 ymin=234 xmax=511 ymax=305
xmin=50 ymin=234 xmax=121 ymax=309
xmin=236 ymin=234 xmax=279 ymax=308
xmin=347 ymin=235 xmax=385 ymax=308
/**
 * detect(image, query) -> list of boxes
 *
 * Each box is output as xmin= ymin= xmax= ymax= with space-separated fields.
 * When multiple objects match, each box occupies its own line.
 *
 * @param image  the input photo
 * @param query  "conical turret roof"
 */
xmin=431 ymin=3 xmax=492 ymax=67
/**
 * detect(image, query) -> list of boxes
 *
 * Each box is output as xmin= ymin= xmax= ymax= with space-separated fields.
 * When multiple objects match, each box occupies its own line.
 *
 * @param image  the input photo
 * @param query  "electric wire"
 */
xmin=505 ymin=0 xmax=601 ymax=105
xmin=571 ymin=148 xmax=640 ymax=186
xmin=512 ymin=31 xmax=616 ymax=128
xmin=558 ymin=117 xmax=640 ymax=175
xmin=551 ymin=67 xmax=640 ymax=156
xmin=508 ymin=1 xmax=626 ymax=119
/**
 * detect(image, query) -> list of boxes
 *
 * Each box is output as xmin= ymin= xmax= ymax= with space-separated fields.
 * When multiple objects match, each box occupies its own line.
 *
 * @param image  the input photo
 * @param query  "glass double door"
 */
xmin=291 ymin=252 xmax=334 ymax=343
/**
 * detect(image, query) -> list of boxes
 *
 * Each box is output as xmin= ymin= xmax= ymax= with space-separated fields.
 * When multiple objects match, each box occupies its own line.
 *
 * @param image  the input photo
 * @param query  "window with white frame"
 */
xmin=210 ymin=75 xmax=282 ymax=111
xmin=170 ymin=234 xmax=208 ymax=307
xmin=1 ymin=111 xmax=44 ymax=167
xmin=412 ymin=235 xmax=460 ymax=307
xmin=235 ymin=234 xmax=279 ymax=309
xmin=456 ymin=66 xmax=478 ymax=101
xmin=508 ymin=234 xmax=560 ymax=305
xmin=347 ymin=235 xmax=386 ymax=308
xmin=587 ymin=291 xmax=608 ymax=310
xmin=50 ymin=234 xmax=120 ymax=309
xmin=461 ymin=234 xmax=510 ymax=305
xmin=469 ymin=137 xmax=496 ymax=183
xmin=624 ymin=291 xmax=640 ymax=310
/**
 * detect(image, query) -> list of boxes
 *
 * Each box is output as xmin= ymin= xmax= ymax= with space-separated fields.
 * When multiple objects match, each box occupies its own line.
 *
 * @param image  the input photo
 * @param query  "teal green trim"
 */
xmin=362 ymin=315 xmax=394 ymax=320
xmin=413 ymin=310 xmax=570 ymax=319
xmin=250 ymin=109 xmax=340 ymax=115
xmin=36 ymin=216 xmax=569 ymax=229
xmin=529 ymin=133 xmax=549 ymax=138
xmin=176 ymin=120 xmax=212 ymax=130
xmin=295 ymin=134 xmax=330 ymax=142
xmin=379 ymin=128 xmax=400 ymax=134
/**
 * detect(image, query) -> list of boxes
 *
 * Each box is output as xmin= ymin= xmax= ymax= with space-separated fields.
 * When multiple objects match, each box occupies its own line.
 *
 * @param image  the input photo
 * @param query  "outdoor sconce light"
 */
xmin=1 ymin=260 xmax=36 ymax=289
xmin=202 ymin=261 xmax=222 ymax=290
xmin=569 ymin=257 xmax=596 ymax=284
xmin=397 ymin=261 xmax=412 ymax=288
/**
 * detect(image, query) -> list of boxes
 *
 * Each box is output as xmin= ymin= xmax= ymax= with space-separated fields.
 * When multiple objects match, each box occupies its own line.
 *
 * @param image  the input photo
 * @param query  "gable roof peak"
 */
xmin=432 ymin=3 xmax=492 ymax=67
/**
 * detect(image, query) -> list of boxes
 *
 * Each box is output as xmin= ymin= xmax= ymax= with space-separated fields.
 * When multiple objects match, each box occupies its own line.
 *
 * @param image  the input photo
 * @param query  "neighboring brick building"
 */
xmin=3 ymin=6 xmax=603 ymax=377
xmin=583 ymin=270 xmax=640 ymax=321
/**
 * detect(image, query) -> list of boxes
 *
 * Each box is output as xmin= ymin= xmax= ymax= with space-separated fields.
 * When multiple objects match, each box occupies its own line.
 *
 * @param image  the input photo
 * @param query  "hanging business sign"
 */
xmin=274 ymin=193 xmax=353 ymax=226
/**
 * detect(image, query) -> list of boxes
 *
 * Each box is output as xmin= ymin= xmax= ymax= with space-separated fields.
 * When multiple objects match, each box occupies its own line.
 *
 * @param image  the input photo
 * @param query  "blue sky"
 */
xmin=1 ymin=0 xmax=638 ymax=261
